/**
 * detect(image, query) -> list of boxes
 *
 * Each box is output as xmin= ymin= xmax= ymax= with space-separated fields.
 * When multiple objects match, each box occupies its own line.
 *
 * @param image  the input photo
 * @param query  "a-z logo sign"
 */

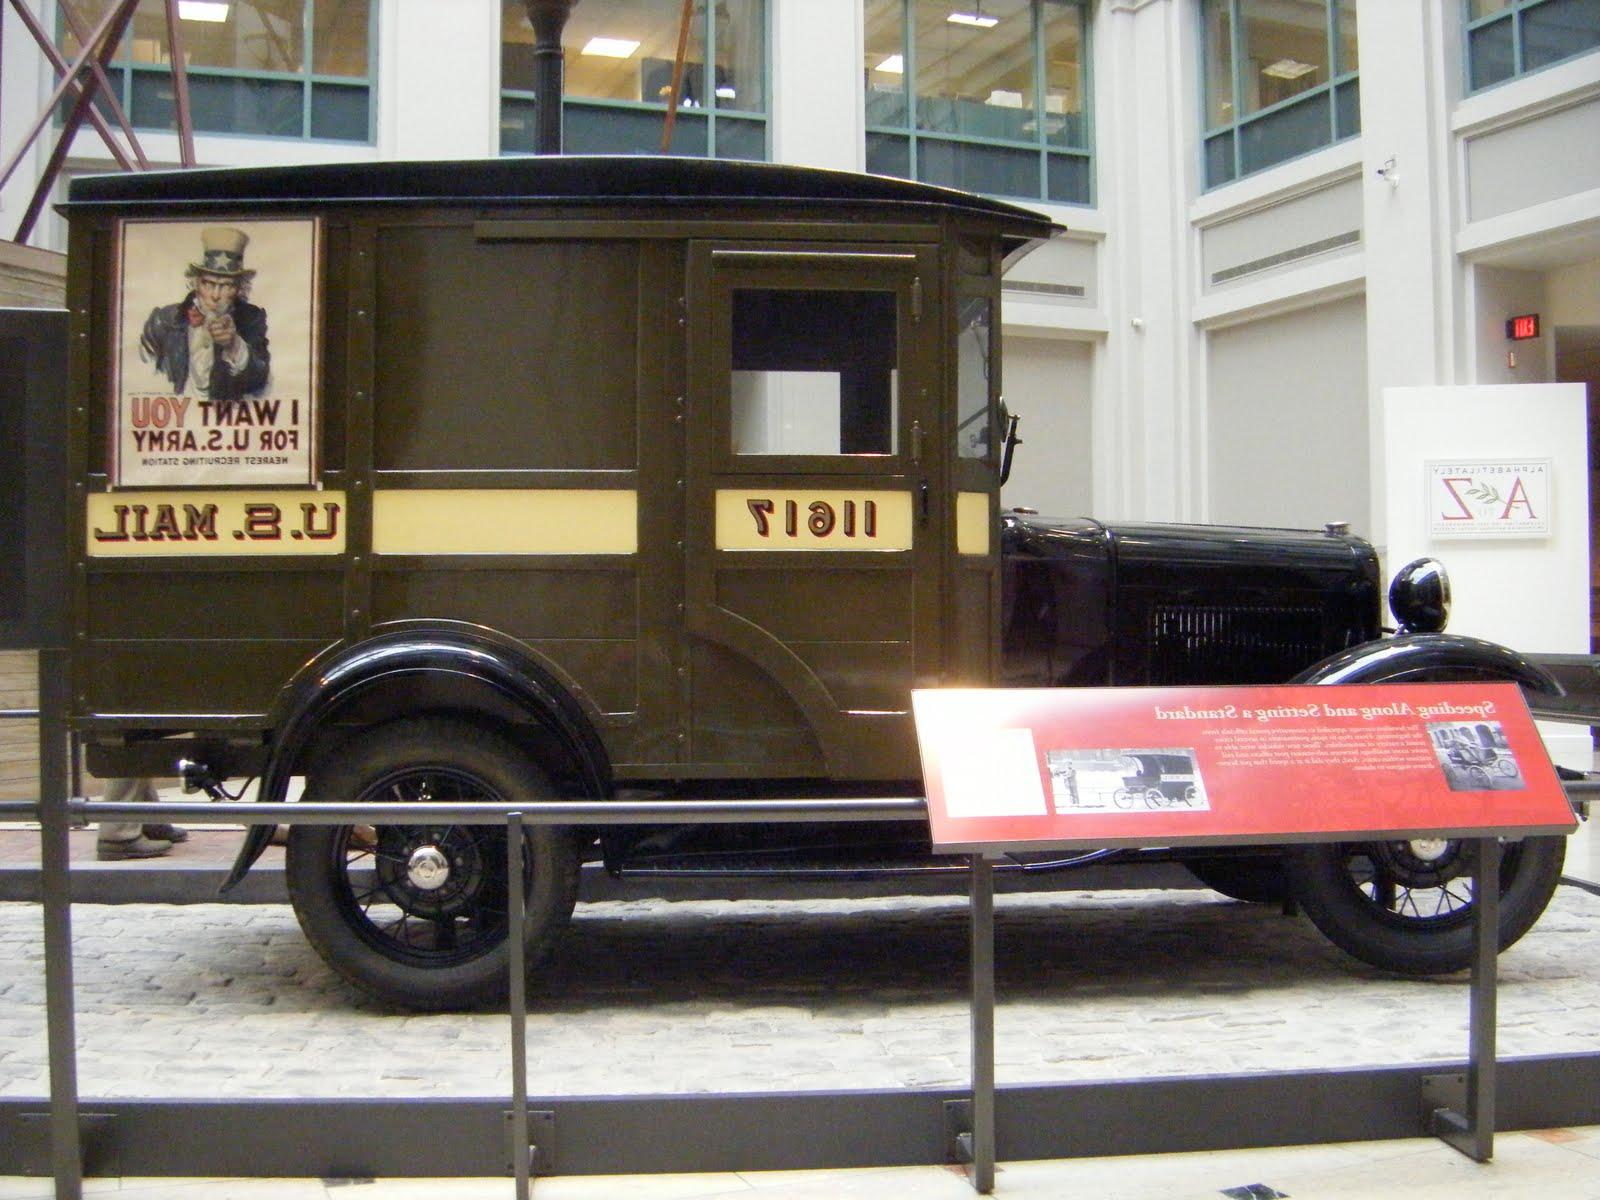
xmin=714 ymin=490 xmax=913 ymax=551
xmin=87 ymin=491 xmax=345 ymax=557
xmin=1428 ymin=460 xmax=1551 ymax=539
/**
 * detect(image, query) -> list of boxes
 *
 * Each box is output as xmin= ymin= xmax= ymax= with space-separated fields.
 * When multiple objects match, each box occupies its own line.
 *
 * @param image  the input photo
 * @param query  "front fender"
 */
xmin=220 ymin=622 xmax=611 ymax=892
xmin=1292 ymin=632 xmax=1564 ymax=697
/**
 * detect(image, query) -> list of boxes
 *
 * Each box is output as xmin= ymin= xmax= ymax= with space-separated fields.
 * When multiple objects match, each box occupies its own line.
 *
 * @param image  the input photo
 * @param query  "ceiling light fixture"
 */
xmin=875 ymin=54 xmax=905 ymax=74
xmin=581 ymin=36 xmax=641 ymax=58
xmin=948 ymin=11 xmax=999 ymax=27
xmin=177 ymin=1 xmax=230 ymax=21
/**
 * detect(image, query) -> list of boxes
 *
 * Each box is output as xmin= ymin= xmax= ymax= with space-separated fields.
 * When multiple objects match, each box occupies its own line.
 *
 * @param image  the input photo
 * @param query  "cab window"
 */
xmin=730 ymin=288 xmax=898 ymax=456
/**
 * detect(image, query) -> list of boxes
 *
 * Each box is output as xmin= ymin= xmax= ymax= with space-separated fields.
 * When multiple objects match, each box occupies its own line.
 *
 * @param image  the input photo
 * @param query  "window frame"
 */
xmin=1463 ymin=0 xmax=1600 ymax=93
xmin=864 ymin=0 xmax=1094 ymax=206
xmin=1199 ymin=0 xmax=1359 ymax=190
xmin=59 ymin=1 xmax=377 ymax=145
xmin=704 ymin=249 xmax=926 ymax=478
xmin=500 ymin=0 xmax=771 ymax=161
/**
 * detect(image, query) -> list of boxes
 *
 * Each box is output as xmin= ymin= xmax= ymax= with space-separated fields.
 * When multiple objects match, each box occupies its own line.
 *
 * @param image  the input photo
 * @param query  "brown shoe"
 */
xmin=142 ymin=823 xmax=189 ymax=844
xmin=97 ymin=835 xmax=173 ymax=861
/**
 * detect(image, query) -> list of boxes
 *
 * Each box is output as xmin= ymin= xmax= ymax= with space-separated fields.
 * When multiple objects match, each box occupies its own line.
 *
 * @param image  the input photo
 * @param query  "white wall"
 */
xmin=1206 ymin=296 xmax=1371 ymax=532
xmin=1384 ymin=383 xmax=1591 ymax=768
xmin=771 ymin=0 xmax=862 ymax=171
xmin=379 ymin=0 xmax=500 ymax=159
xmin=0 ymin=2 xmax=54 ymax=245
xmin=1549 ymin=260 xmax=1600 ymax=327
xmin=999 ymin=335 xmax=1094 ymax=519
xmin=1472 ymin=265 xmax=1553 ymax=385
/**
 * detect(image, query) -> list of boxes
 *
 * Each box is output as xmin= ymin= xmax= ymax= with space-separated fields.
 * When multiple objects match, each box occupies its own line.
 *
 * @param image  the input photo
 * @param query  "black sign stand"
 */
xmin=950 ymin=835 xmax=1507 ymax=1194
xmin=1428 ymin=836 xmax=1499 ymax=1162
xmin=947 ymin=857 xmax=998 ymax=1196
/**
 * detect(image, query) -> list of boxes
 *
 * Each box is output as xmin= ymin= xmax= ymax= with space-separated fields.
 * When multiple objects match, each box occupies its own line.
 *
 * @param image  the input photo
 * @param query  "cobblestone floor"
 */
xmin=3 ymin=878 xmax=1599 ymax=1101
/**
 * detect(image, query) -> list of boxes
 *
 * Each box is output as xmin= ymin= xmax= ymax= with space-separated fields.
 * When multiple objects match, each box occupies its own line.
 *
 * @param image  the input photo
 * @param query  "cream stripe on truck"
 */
xmin=372 ymin=489 xmax=638 ymax=555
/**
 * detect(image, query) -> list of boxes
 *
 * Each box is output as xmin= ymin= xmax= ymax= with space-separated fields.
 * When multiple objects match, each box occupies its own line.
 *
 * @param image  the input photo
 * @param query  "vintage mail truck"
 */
xmin=59 ymin=156 xmax=1569 ymax=1008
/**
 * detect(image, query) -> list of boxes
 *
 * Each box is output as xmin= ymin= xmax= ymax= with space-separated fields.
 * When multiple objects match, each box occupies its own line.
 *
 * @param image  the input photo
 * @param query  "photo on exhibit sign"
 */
xmin=1429 ymin=721 xmax=1525 ymax=792
xmin=1045 ymin=748 xmax=1210 ymax=814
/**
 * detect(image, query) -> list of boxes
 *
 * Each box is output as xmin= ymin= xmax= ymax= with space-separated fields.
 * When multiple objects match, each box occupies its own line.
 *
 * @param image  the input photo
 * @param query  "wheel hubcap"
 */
xmin=406 ymin=844 xmax=451 ymax=891
xmin=1406 ymin=838 xmax=1452 ymax=863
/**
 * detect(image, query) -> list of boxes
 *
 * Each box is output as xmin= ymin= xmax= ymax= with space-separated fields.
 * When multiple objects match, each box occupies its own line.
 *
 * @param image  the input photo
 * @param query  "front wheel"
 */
xmin=285 ymin=718 xmax=582 ymax=1010
xmin=1286 ymin=835 xmax=1564 ymax=974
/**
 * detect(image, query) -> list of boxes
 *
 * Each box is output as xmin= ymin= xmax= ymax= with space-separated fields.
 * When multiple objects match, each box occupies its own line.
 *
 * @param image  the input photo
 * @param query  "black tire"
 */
xmin=286 ymin=717 xmax=581 ymax=1010
xmin=1285 ymin=835 xmax=1565 ymax=974
xmin=1185 ymin=854 xmax=1288 ymax=904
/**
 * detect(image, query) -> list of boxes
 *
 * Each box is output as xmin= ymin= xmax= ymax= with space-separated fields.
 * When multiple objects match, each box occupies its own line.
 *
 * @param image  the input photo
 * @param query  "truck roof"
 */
xmin=63 ymin=154 xmax=1059 ymax=250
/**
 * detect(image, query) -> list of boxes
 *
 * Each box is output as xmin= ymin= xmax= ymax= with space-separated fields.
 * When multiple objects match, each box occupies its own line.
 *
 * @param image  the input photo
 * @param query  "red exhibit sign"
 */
xmin=912 ymin=683 xmax=1576 ymax=853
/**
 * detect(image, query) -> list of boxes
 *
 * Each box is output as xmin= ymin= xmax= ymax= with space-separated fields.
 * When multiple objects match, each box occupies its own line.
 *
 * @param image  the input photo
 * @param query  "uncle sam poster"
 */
xmin=113 ymin=217 xmax=320 ymax=487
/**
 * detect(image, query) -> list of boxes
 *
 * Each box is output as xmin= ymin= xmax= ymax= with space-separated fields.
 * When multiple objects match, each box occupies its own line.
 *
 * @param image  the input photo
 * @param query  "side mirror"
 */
xmin=997 ymin=402 xmax=1022 ymax=487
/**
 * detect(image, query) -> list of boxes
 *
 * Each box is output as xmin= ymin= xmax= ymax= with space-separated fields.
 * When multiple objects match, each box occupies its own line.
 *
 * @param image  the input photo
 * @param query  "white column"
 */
xmin=1 ymin=1 xmax=60 ymax=249
xmin=769 ymin=0 xmax=863 ymax=171
xmin=1097 ymin=0 xmax=1195 ymax=521
xmin=1355 ymin=0 xmax=1463 ymax=544
xmin=379 ymin=0 xmax=502 ymax=159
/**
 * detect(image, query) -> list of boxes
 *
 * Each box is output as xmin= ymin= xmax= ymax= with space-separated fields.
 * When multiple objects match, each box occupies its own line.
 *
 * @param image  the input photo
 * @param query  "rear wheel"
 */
xmin=286 ymin=718 xmax=581 ymax=1010
xmin=1286 ymin=835 xmax=1564 ymax=974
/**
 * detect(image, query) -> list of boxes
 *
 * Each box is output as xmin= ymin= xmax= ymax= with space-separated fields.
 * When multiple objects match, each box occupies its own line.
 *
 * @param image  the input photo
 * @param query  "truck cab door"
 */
xmin=684 ymin=242 xmax=943 ymax=779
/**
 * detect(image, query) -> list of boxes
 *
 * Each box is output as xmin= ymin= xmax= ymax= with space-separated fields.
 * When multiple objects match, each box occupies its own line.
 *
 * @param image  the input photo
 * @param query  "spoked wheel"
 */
xmin=286 ymin=718 xmax=581 ymax=1010
xmin=1286 ymin=835 xmax=1564 ymax=974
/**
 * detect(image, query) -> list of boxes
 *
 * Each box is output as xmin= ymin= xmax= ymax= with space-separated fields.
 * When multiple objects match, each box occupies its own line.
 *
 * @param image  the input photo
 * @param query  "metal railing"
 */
xmin=11 ymin=679 xmax=1599 ymax=1197
xmin=16 ymin=785 xmax=930 ymax=1200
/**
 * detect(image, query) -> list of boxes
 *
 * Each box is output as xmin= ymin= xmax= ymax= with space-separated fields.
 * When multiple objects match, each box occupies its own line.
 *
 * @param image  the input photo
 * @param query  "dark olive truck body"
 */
xmin=62 ymin=157 xmax=1570 ymax=1009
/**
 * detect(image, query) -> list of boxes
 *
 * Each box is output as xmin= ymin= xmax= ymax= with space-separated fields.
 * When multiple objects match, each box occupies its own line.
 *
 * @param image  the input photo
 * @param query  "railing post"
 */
xmin=1467 ymin=836 xmax=1499 ymax=1160
xmin=967 ymin=852 xmax=996 ymax=1193
xmin=38 ymin=646 xmax=84 ymax=1199
xmin=508 ymin=811 xmax=531 ymax=1198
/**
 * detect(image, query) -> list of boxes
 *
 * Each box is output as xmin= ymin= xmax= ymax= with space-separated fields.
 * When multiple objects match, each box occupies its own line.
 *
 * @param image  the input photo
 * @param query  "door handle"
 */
xmin=918 ymin=480 xmax=930 ymax=523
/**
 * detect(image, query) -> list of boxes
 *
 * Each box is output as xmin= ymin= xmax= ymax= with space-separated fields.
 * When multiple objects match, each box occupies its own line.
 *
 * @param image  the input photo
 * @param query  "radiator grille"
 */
xmin=1147 ymin=603 xmax=1328 ymax=686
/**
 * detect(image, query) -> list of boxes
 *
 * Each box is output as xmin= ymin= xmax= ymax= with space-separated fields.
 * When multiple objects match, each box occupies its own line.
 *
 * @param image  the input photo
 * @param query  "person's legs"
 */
xmin=96 ymin=778 xmax=172 ymax=860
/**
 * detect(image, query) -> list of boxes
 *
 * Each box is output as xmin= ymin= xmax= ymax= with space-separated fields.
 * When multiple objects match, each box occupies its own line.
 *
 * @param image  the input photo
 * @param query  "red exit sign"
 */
xmin=1506 ymin=314 xmax=1540 ymax=341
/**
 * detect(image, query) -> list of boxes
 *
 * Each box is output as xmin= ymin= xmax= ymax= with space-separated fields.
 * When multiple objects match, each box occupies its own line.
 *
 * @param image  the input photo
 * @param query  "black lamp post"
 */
xmin=521 ymin=0 xmax=577 ymax=154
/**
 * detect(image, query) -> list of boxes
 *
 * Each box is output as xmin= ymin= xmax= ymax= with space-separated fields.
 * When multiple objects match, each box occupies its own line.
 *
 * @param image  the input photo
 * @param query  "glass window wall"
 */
xmin=1466 ymin=0 xmax=1600 ymax=92
xmin=1201 ymin=0 xmax=1358 ymax=188
xmin=864 ymin=0 xmax=1091 ymax=205
xmin=501 ymin=0 xmax=768 ymax=159
xmin=60 ymin=0 xmax=373 ymax=142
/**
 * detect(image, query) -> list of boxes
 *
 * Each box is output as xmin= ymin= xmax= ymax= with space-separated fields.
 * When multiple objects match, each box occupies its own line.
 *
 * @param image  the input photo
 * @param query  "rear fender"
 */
xmin=220 ymin=622 xmax=611 ymax=892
